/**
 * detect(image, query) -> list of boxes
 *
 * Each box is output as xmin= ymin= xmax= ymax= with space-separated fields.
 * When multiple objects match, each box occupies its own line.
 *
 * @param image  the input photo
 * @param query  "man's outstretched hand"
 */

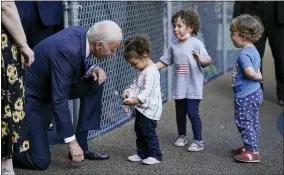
xmin=68 ymin=139 xmax=84 ymax=162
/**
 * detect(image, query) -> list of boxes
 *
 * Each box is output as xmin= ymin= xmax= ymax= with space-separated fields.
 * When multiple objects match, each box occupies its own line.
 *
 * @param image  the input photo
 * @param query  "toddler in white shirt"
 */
xmin=122 ymin=35 xmax=162 ymax=165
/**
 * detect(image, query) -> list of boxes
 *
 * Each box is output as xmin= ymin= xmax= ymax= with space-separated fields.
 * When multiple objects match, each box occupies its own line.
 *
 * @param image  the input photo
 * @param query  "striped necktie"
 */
xmin=85 ymin=55 xmax=90 ymax=71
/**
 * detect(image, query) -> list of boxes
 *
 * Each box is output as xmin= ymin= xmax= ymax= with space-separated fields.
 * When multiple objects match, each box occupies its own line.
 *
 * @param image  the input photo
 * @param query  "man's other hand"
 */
xmin=91 ymin=67 xmax=107 ymax=84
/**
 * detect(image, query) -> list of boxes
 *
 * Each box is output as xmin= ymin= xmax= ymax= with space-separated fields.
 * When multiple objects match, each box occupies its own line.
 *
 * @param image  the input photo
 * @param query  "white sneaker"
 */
xmin=187 ymin=141 xmax=204 ymax=152
xmin=2 ymin=168 xmax=15 ymax=175
xmin=142 ymin=157 xmax=161 ymax=165
xmin=128 ymin=154 xmax=142 ymax=162
xmin=174 ymin=135 xmax=187 ymax=147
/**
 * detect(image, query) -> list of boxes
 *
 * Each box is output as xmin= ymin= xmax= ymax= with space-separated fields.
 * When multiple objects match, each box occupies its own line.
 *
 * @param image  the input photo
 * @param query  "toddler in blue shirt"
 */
xmin=230 ymin=14 xmax=264 ymax=163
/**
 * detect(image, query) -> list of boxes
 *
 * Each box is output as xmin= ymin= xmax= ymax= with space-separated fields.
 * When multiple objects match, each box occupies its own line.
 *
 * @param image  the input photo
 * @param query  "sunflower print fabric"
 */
xmin=1 ymin=27 xmax=29 ymax=159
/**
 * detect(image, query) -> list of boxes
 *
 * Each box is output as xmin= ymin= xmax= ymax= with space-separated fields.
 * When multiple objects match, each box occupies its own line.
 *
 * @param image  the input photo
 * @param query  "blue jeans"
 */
xmin=135 ymin=110 xmax=162 ymax=161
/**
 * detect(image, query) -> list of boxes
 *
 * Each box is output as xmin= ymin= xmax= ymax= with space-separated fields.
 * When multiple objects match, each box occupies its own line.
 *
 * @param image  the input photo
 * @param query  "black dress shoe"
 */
xmin=84 ymin=151 xmax=109 ymax=160
xmin=48 ymin=123 xmax=54 ymax=130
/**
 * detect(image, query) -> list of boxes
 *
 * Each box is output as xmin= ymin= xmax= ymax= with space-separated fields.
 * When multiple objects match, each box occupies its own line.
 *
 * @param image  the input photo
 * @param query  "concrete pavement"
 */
xmin=15 ymin=50 xmax=283 ymax=175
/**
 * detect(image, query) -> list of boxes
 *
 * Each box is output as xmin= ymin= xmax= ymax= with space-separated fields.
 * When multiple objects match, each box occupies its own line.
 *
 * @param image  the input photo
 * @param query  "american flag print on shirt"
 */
xmin=176 ymin=64 xmax=188 ymax=74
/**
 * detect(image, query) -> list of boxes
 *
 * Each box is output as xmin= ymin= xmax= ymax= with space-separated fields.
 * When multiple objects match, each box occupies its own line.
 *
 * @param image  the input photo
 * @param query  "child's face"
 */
xmin=127 ymin=57 xmax=148 ymax=71
xmin=173 ymin=17 xmax=193 ymax=39
xmin=230 ymin=32 xmax=245 ymax=48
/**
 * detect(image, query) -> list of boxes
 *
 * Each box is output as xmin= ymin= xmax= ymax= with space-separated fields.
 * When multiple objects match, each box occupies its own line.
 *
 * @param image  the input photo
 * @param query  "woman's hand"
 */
xmin=20 ymin=44 xmax=34 ymax=67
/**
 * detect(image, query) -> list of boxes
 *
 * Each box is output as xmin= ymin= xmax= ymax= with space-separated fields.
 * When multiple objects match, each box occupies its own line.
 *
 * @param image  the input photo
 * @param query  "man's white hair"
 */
xmin=87 ymin=20 xmax=122 ymax=44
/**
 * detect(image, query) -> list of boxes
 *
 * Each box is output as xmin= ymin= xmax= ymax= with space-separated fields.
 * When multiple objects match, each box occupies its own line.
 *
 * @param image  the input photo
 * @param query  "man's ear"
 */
xmin=95 ymin=41 xmax=104 ymax=50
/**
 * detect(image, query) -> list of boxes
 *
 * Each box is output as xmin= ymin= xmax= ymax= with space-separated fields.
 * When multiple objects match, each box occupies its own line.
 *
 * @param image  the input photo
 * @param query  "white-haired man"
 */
xmin=13 ymin=20 xmax=122 ymax=170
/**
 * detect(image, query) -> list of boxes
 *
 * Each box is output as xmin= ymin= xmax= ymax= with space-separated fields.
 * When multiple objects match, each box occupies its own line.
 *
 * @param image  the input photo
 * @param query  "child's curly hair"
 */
xmin=124 ymin=35 xmax=150 ymax=60
xmin=230 ymin=14 xmax=264 ymax=43
xmin=171 ymin=9 xmax=200 ymax=36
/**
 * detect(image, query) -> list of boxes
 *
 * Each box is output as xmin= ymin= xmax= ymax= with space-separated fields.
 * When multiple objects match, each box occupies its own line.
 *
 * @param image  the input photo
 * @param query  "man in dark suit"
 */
xmin=15 ymin=1 xmax=64 ymax=49
xmin=13 ymin=20 xmax=123 ymax=170
xmin=233 ymin=1 xmax=284 ymax=106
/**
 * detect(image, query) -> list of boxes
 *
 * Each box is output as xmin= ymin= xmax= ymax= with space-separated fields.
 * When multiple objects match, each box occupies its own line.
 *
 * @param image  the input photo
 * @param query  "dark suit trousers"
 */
xmin=20 ymin=2 xmax=63 ymax=49
xmin=13 ymin=79 xmax=104 ymax=170
xmin=248 ymin=3 xmax=284 ymax=101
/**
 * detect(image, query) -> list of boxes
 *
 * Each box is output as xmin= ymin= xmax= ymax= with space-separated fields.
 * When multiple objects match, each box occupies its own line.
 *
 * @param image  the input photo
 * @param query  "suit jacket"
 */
xmin=16 ymin=1 xmax=63 ymax=26
xmin=233 ymin=1 xmax=284 ymax=24
xmin=25 ymin=27 xmax=87 ymax=139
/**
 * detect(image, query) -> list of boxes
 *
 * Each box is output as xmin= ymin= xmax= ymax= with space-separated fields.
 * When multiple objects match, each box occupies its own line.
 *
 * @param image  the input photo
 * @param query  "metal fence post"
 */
xmin=68 ymin=1 xmax=81 ymax=129
xmin=222 ymin=2 xmax=228 ymax=73
xmin=63 ymin=0 xmax=75 ymax=124
xmin=63 ymin=0 xmax=69 ymax=28
xmin=167 ymin=1 xmax=173 ymax=101
xmin=69 ymin=1 xmax=81 ymax=27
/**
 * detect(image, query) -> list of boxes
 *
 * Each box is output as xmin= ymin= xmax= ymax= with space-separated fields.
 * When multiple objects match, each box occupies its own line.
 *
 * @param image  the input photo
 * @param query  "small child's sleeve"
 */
xmin=238 ymin=54 xmax=253 ymax=70
xmin=198 ymin=42 xmax=211 ymax=60
xmin=160 ymin=45 xmax=173 ymax=65
xmin=124 ymin=79 xmax=137 ymax=98
xmin=136 ymin=69 xmax=156 ymax=104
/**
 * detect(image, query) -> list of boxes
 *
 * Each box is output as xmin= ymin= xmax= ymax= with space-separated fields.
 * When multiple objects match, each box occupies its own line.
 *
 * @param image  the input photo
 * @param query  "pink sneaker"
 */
xmin=234 ymin=151 xmax=260 ymax=163
xmin=231 ymin=146 xmax=246 ymax=155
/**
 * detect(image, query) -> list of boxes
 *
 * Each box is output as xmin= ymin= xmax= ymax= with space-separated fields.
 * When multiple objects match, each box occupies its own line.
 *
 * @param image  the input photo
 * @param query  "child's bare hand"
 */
xmin=123 ymin=99 xmax=134 ymax=105
xmin=123 ymin=98 xmax=140 ymax=105
xmin=192 ymin=50 xmax=200 ymax=62
xmin=256 ymin=68 xmax=263 ymax=81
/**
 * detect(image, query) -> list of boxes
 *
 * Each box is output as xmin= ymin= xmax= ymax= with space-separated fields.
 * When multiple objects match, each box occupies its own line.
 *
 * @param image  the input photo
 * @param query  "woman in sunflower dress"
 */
xmin=1 ymin=1 xmax=34 ymax=174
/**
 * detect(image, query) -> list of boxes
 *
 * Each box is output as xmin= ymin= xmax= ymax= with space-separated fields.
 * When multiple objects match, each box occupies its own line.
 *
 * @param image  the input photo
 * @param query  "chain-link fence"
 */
xmin=75 ymin=1 xmax=167 ymax=138
xmin=64 ymin=1 xmax=238 ymax=140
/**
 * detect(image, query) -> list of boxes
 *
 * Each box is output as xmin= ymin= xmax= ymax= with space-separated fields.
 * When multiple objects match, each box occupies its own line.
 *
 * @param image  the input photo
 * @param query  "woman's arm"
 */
xmin=2 ymin=1 xmax=27 ymax=47
xmin=2 ymin=1 xmax=34 ymax=67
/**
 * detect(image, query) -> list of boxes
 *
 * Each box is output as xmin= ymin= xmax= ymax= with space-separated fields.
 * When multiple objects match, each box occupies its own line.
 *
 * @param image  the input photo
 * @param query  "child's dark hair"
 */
xmin=230 ymin=14 xmax=264 ymax=42
xmin=171 ymin=9 xmax=200 ymax=36
xmin=124 ymin=35 xmax=150 ymax=60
